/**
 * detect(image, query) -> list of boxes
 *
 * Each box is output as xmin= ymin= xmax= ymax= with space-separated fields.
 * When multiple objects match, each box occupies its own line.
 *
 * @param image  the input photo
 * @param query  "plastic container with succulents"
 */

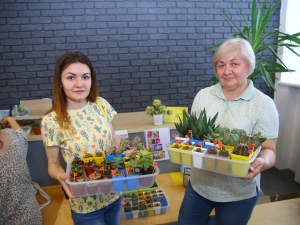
xmin=121 ymin=187 xmax=170 ymax=220
xmin=166 ymin=137 xmax=262 ymax=178
xmin=65 ymin=156 xmax=160 ymax=197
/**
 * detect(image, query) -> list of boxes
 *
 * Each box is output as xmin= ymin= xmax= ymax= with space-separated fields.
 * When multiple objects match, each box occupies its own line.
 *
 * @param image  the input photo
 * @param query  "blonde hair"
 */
xmin=212 ymin=38 xmax=255 ymax=76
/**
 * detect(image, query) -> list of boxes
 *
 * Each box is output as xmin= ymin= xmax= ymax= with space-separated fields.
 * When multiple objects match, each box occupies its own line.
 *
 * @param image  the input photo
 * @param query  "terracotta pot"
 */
xmin=32 ymin=127 xmax=41 ymax=135
xmin=102 ymin=174 xmax=112 ymax=179
xmin=70 ymin=174 xmax=85 ymax=182
xmin=84 ymin=166 xmax=94 ymax=177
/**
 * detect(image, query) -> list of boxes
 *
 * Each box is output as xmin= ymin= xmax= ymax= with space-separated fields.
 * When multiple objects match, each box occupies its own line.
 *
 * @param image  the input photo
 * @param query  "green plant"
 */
xmin=218 ymin=146 xmax=230 ymax=157
xmin=174 ymin=110 xmax=192 ymax=137
xmin=231 ymin=128 xmax=247 ymax=137
xmin=207 ymin=147 xmax=217 ymax=155
xmin=72 ymin=153 xmax=83 ymax=166
xmin=17 ymin=104 xmax=28 ymax=113
xmin=112 ymin=156 xmax=125 ymax=171
xmin=84 ymin=161 xmax=93 ymax=167
xmin=70 ymin=164 xmax=83 ymax=176
xmin=95 ymin=152 xmax=103 ymax=157
xmin=222 ymin=132 xmax=240 ymax=146
xmin=132 ymin=136 xmax=142 ymax=148
xmin=191 ymin=108 xmax=219 ymax=141
xmin=106 ymin=146 xmax=115 ymax=156
xmin=32 ymin=122 xmax=40 ymax=128
xmin=146 ymin=99 xmax=166 ymax=116
xmin=206 ymin=0 xmax=300 ymax=92
xmin=128 ymin=158 xmax=143 ymax=174
xmin=103 ymin=166 xmax=111 ymax=175
xmin=84 ymin=153 xmax=93 ymax=158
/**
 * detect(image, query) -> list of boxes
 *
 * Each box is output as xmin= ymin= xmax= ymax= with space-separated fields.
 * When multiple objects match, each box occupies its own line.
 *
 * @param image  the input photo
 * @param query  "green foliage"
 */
xmin=84 ymin=153 xmax=93 ymax=158
xmin=207 ymin=147 xmax=217 ymax=155
xmin=146 ymin=99 xmax=166 ymax=116
xmin=32 ymin=122 xmax=40 ymax=127
xmin=95 ymin=152 xmax=103 ymax=157
xmin=218 ymin=146 xmax=230 ymax=157
xmin=132 ymin=136 xmax=142 ymax=147
xmin=191 ymin=108 xmax=219 ymax=141
xmin=222 ymin=133 xmax=240 ymax=146
xmin=174 ymin=110 xmax=192 ymax=137
xmin=70 ymin=164 xmax=83 ymax=176
xmin=107 ymin=145 xmax=115 ymax=156
xmin=206 ymin=0 xmax=300 ymax=92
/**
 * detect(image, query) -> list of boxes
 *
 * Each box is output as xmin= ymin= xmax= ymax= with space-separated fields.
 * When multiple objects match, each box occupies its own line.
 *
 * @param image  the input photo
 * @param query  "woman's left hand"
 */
xmin=241 ymin=157 xmax=266 ymax=179
xmin=240 ymin=138 xmax=277 ymax=180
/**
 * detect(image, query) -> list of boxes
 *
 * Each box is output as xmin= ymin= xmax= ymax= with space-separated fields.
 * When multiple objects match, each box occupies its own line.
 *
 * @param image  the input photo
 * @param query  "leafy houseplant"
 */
xmin=32 ymin=122 xmax=41 ymax=135
xmin=206 ymin=0 xmax=300 ymax=93
xmin=146 ymin=99 xmax=166 ymax=125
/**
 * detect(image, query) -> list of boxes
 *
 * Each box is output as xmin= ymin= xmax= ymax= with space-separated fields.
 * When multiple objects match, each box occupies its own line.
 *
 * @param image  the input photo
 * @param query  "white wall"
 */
xmin=274 ymin=0 xmax=300 ymax=183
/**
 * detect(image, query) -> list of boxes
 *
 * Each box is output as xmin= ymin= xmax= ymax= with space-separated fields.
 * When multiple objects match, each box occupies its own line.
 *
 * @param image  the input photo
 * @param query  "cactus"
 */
xmin=87 ymin=201 xmax=92 ymax=206
xmin=93 ymin=134 xmax=97 ymax=142
xmin=207 ymin=147 xmax=217 ymax=155
xmin=80 ymin=130 xmax=89 ymax=141
xmin=79 ymin=205 xmax=83 ymax=212
xmin=218 ymin=146 xmax=230 ymax=157
xmin=88 ymin=107 xmax=96 ymax=116
xmin=49 ymin=128 xmax=54 ymax=141
xmin=75 ymin=143 xmax=81 ymax=152
xmin=87 ymin=116 xmax=91 ymax=121
xmin=82 ymin=196 xmax=88 ymax=203
xmin=215 ymin=126 xmax=230 ymax=135
xmin=93 ymin=105 xmax=101 ymax=115
xmin=84 ymin=121 xmax=91 ymax=132
xmin=231 ymin=128 xmax=247 ymax=137
xmin=137 ymin=142 xmax=144 ymax=150
xmin=222 ymin=132 xmax=239 ymax=146
xmin=57 ymin=131 xmax=64 ymax=139
xmin=98 ymin=139 xmax=104 ymax=151
xmin=83 ymin=109 xmax=87 ymax=115
xmin=73 ymin=127 xmax=77 ymax=134
xmin=75 ymin=119 xmax=81 ymax=128
xmin=94 ymin=125 xmax=102 ymax=133
xmin=97 ymin=117 xmax=103 ymax=125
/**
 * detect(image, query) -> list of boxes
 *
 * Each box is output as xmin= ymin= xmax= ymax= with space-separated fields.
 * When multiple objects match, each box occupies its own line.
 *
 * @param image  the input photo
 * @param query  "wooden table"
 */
xmin=54 ymin=173 xmax=300 ymax=225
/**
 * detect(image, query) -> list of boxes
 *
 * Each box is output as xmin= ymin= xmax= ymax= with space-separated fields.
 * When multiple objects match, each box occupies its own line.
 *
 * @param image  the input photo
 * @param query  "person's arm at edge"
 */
xmin=243 ymin=138 xmax=277 ymax=180
xmin=109 ymin=122 xmax=120 ymax=148
xmin=45 ymin=146 xmax=76 ymax=198
xmin=2 ymin=116 xmax=21 ymax=130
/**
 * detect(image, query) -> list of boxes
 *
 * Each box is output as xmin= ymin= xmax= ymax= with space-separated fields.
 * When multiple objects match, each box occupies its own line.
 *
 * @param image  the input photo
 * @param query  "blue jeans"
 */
xmin=178 ymin=181 xmax=259 ymax=225
xmin=71 ymin=197 xmax=121 ymax=225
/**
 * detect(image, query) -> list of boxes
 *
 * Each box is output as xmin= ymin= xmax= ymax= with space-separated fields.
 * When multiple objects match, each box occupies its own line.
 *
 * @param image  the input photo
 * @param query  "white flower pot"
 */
xmin=153 ymin=114 xmax=163 ymax=125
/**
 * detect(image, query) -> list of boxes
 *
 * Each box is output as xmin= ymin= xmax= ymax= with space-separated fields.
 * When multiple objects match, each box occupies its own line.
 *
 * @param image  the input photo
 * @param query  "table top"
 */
xmin=111 ymin=111 xmax=176 ymax=133
xmin=54 ymin=173 xmax=300 ymax=225
xmin=27 ymin=111 xmax=176 ymax=141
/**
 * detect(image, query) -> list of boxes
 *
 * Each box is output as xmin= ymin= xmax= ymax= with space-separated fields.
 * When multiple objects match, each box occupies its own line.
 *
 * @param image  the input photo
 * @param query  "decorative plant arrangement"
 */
xmin=121 ymin=187 xmax=169 ymax=220
xmin=168 ymin=110 xmax=267 ymax=177
xmin=12 ymin=104 xmax=30 ymax=117
xmin=146 ymin=99 xmax=166 ymax=125
xmin=66 ymin=137 xmax=159 ymax=197
xmin=205 ymin=0 xmax=300 ymax=94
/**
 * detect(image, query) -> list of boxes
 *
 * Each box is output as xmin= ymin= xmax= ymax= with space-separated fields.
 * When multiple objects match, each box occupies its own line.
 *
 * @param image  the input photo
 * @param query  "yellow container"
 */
xmin=83 ymin=157 xmax=94 ymax=164
xmin=224 ymin=145 xmax=235 ymax=152
xmin=123 ymin=157 xmax=131 ymax=167
xmin=94 ymin=156 xmax=104 ymax=165
xmin=231 ymin=153 xmax=252 ymax=177
xmin=146 ymin=203 xmax=155 ymax=216
xmin=179 ymin=146 xmax=193 ymax=166
xmin=169 ymin=144 xmax=183 ymax=164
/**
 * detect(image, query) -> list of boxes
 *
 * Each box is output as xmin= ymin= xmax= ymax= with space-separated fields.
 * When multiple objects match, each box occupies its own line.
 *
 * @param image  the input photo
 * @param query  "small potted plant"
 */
xmin=146 ymin=99 xmax=166 ymax=125
xmin=154 ymin=202 xmax=161 ymax=215
xmin=72 ymin=153 xmax=84 ymax=166
xmin=84 ymin=161 xmax=94 ymax=177
xmin=32 ymin=122 xmax=41 ymax=135
xmin=132 ymin=204 xmax=139 ymax=219
xmin=160 ymin=201 xmax=169 ymax=214
xmin=99 ymin=177 xmax=113 ymax=194
xmin=205 ymin=146 xmax=217 ymax=171
xmin=111 ymin=169 xmax=125 ymax=192
xmin=86 ymin=172 xmax=101 ymax=194
xmin=71 ymin=178 xmax=85 ymax=197
xmin=217 ymin=145 xmax=230 ymax=174
xmin=123 ymin=202 xmax=132 ymax=220
xmin=138 ymin=204 xmax=147 ymax=218
xmin=192 ymin=146 xmax=206 ymax=168
xmin=146 ymin=203 xmax=155 ymax=216
xmin=169 ymin=143 xmax=182 ymax=164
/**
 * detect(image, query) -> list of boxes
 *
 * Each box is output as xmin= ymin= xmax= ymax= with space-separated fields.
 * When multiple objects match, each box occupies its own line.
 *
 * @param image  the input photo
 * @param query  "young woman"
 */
xmin=41 ymin=51 xmax=121 ymax=225
xmin=1 ymin=116 xmax=42 ymax=225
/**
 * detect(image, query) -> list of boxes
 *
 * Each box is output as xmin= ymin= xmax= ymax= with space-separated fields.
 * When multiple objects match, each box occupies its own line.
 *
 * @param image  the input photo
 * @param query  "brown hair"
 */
xmin=47 ymin=51 xmax=98 ymax=133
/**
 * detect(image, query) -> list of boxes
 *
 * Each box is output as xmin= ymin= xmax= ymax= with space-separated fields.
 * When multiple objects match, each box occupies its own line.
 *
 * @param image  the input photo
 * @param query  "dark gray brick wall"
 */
xmin=0 ymin=0 xmax=280 ymax=112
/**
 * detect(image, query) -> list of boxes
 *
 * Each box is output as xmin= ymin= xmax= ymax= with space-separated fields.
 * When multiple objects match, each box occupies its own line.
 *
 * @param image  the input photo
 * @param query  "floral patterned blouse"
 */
xmin=0 ymin=128 xmax=42 ymax=225
xmin=41 ymin=97 xmax=122 ymax=214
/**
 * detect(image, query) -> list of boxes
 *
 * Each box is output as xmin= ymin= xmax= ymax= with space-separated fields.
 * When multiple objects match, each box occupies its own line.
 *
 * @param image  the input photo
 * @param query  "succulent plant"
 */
xmin=191 ymin=108 xmax=219 ymax=141
xmin=207 ymin=147 xmax=217 ymax=155
xmin=106 ymin=145 xmax=116 ymax=156
xmin=231 ymin=128 xmax=247 ymax=137
xmin=132 ymin=136 xmax=142 ymax=147
xmin=222 ymin=132 xmax=239 ymax=146
xmin=174 ymin=110 xmax=193 ymax=137
xmin=218 ymin=146 xmax=230 ymax=157
xmin=215 ymin=126 xmax=230 ymax=135
xmin=84 ymin=153 xmax=93 ymax=158
xmin=95 ymin=152 xmax=103 ymax=157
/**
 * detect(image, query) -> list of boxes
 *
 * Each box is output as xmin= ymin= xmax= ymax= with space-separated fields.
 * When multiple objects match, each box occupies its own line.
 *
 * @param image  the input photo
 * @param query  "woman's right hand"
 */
xmin=57 ymin=172 xmax=76 ymax=199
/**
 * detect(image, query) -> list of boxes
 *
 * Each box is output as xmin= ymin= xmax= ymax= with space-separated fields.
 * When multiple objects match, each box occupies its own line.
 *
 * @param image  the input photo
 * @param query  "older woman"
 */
xmin=41 ymin=51 xmax=121 ymax=225
xmin=178 ymin=38 xmax=278 ymax=225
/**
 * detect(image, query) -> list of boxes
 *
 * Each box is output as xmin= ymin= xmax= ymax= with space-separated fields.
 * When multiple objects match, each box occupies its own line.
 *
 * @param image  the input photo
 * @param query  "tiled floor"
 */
xmin=260 ymin=167 xmax=300 ymax=197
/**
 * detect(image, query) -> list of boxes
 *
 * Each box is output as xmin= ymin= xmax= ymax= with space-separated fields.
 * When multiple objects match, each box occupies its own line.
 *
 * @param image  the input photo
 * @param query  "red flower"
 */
xmin=250 ymin=144 xmax=255 ymax=148
xmin=224 ymin=133 xmax=228 ymax=136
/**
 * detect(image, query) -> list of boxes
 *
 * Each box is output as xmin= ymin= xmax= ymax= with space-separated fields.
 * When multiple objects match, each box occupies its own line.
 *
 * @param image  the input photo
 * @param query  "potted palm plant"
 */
xmin=206 ymin=0 xmax=300 ymax=94
xmin=146 ymin=99 xmax=166 ymax=125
